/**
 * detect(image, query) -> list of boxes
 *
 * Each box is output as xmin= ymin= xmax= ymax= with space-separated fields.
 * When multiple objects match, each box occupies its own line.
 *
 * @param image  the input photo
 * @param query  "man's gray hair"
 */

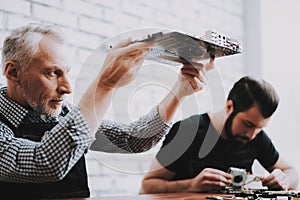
xmin=2 ymin=23 xmax=65 ymax=72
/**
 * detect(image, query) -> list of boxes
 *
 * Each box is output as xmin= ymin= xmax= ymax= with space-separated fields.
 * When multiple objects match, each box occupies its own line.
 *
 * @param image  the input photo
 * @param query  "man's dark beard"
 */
xmin=224 ymin=112 xmax=248 ymax=147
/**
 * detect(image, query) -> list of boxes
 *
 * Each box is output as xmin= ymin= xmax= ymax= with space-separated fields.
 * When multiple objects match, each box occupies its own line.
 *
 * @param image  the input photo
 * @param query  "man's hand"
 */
xmin=173 ymin=58 xmax=215 ymax=99
xmin=188 ymin=168 xmax=233 ymax=192
xmin=79 ymin=39 xmax=154 ymax=133
xmin=261 ymin=169 xmax=289 ymax=190
xmin=98 ymin=39 xmax=155 ymax=90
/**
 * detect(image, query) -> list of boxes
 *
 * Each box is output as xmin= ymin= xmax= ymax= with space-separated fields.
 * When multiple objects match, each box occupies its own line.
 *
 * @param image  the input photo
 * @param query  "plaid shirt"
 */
xmin=0 ymin=87 xmax=170 ymax=183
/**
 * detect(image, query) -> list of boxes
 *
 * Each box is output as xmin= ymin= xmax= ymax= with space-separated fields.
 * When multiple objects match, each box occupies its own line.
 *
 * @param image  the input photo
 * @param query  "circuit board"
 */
xmin=138 ymin=30 xmax=242 ymax=65
xmin=219 ymin=187 xmax=300 ymax=199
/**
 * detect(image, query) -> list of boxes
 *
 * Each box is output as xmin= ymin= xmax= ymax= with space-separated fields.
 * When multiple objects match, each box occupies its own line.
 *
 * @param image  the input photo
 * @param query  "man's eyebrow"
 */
xmin=244 ymin=120 xmax=265 ymax=129
xmin=49 ymin=63 xmax=71 ymax=71
xmin=244 ymin=120 xmax=256 ymax=127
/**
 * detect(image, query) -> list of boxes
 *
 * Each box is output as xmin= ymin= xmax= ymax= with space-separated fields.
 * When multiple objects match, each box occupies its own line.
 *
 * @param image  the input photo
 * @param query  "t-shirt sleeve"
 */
xmin=156 ymin=115 xmax=201 ymax=173
xmin=156 ymin=121 xmax=181 ymax=172
xmin=255 ymin=131 xmax=279 ymax=169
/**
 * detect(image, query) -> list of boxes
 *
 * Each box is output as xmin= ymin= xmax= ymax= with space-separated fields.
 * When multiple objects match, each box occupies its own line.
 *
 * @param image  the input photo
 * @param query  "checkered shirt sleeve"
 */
xmin=90 ymin=106 xmax=171 ymax=153
xmin=0 ymin=107 xmax=95 ymax=183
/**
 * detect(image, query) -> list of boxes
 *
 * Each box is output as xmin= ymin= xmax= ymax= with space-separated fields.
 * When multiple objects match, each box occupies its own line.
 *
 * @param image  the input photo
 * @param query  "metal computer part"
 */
xmin=228 ymin=167 xmax=247 ymax=188
xmin=138 ymin=30 xmax=242 ymax=66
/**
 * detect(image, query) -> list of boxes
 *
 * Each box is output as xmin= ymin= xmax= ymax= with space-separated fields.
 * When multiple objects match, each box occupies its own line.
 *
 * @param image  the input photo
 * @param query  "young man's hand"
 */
xmin=261 ymin=169 xmax=289 ymax=190
xmin=188 ymin=168 xmax=233 ymax=192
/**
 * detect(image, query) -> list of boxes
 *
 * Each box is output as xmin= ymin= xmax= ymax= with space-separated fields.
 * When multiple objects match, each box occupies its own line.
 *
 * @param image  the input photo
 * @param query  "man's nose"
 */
xmin=58 ymin=75 xmax=72 ymax=94
xmin=246 ymin=128 xmax=260 ymax=140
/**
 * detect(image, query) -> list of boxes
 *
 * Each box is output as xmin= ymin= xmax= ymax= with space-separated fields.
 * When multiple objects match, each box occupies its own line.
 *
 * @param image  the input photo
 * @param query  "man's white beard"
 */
xmin=21 ymin=83 xmax=62 ymax=117
xmin=24 ymin=93 xmax=62 ymax=117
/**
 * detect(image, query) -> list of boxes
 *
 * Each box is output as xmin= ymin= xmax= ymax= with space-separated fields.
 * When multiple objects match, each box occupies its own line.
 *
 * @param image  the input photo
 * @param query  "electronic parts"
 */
xmin=228 ymin=167 xmax=248 ymax=188
xmin=138 ymin=30 xmax=242 ymax=66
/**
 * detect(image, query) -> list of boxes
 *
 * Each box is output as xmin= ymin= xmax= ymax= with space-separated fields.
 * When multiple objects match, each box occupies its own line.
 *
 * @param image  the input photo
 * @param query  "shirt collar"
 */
xmin=0 ymin=87 xmax=70 ymax=128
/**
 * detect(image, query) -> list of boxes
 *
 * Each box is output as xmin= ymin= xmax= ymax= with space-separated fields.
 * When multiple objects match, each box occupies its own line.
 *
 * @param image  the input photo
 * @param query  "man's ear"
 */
xmin=226 ymin=100 xmax=234 ymax=114
xmin=4 ymin=61 xmax=20 ymax=83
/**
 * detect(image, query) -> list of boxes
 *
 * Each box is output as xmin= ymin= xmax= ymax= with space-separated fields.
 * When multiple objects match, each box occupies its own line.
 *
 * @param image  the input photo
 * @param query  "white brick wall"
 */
xmin=1 ymin=0 xmax=31 ymax=16
xmin=0 ymin=0 xmax=246 ymax=197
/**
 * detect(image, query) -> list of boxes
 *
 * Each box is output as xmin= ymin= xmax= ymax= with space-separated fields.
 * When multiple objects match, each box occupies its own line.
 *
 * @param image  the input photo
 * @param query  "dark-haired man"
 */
xmin=141 ymin=76 xmax=298 ymax=194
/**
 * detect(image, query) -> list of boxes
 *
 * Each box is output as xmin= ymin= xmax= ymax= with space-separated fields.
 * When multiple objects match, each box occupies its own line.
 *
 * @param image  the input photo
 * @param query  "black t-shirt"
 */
xmin=156 ymin=114 xmax=279 ymax=180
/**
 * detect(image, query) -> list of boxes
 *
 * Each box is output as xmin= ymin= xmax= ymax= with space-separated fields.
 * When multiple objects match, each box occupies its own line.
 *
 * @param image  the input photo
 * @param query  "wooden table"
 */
xmin=84 ymin=193 xmax=230 ymax=200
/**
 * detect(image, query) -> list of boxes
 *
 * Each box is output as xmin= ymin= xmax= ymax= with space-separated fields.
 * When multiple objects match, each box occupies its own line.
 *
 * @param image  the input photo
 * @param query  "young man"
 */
xmin=0 ymin=24 xmax=211 ymax=199
xmin=141 ymin=76 xmax=299 ymax=194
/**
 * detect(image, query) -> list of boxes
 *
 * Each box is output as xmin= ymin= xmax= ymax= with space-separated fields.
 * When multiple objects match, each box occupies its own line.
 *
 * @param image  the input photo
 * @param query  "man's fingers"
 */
xmin=181 ymin=68 xmax=206 ymax=84
xmin=112 ymin=38 xmax=155 ymax=53
xmin=202 ymin=168 xmax=233 ymax=180
xmin=182 ymin=63 xmax=208 ymax=79
xmin=261 ymin=174 xmax=277 ymax=186
xmin=125 ymin=46 xmax=150 ymax=58
xmin=262 ymin=170 xmax=288 ymax=190
xmin=205 ymin=58 xmax=215 ymax=71
xmin=115 ymin=42 xmax=155 ymax=62
xmin=262 ymin=178 xmax=275 ymax=186
xmin=191 ymin=76 xmax=204 ymax=90
xmin=202 ymin=180 xmax=227 ymax=188
xmin=121 ymin=41 xmax=155 ymax=53
xmin=205 ymin=173 xmax=232 ymax=184
xmin=181 ymin=68 xmax=199 ymax=77
xmin=133 ymin=55 xmax=146 ymax=66
xmin=263 ymin=178 xmax=286 ymax=190
xmin=182 ymin=63 xmax=204 ymax=70
xmin=183 ymin=58 xmax=215 ymax=73
xmin=112 ymin=38 xmax=132 ymax=49
xmin=179 ymin=73 xmax=203 ymax=90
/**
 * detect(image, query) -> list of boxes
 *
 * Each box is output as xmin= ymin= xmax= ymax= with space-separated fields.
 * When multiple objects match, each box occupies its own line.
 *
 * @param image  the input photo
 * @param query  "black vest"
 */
xmin=0 ymin=113 xmax=90 ymax=199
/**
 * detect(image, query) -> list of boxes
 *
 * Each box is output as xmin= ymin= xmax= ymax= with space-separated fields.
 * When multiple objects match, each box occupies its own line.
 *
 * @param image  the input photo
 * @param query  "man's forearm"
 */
xmin=158 ymin=93 xmax=181 ymax=124
xmin=158 ymin=86 xmax=185 ymax=124
xmin=141 ymin=178 xmax=192 ymax=194
xmin=78 ymin=79 xmax=114 ymax=134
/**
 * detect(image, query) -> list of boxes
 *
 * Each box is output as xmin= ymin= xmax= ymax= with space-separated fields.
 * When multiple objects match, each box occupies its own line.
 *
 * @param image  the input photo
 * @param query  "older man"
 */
xmin=0 ymin=24 xmax=210 ymax=199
